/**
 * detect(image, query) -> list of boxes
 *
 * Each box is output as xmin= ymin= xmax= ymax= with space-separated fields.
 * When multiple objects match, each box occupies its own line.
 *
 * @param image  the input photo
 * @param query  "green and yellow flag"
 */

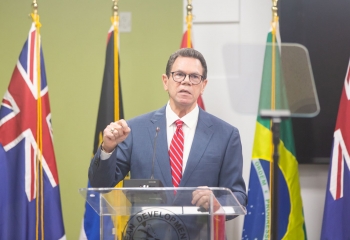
xmin=242 ymin=18 xmax=307 ymax=239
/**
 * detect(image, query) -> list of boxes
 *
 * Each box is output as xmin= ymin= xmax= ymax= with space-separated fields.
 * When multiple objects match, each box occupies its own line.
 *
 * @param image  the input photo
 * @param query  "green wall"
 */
xmin=0 ymin=1 xmax=182 ymax=238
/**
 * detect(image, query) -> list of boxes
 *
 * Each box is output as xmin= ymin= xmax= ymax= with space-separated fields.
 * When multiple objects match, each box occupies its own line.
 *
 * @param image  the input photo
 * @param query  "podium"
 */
xmin=80 ymin=187 xmax=246 ymax=239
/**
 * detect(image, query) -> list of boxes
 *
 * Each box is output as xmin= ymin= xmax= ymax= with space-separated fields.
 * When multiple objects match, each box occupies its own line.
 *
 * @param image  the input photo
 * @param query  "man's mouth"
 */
xmin=179 ymin=89 xmax=191 ymax=94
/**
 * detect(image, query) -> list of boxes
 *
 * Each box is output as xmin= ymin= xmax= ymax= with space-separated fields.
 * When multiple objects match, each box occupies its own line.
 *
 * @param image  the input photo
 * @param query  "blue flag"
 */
xmin=321 ymin=59 xmax=350 ymax=239
xmin=0 ymin=22 xmax=65 ymax=239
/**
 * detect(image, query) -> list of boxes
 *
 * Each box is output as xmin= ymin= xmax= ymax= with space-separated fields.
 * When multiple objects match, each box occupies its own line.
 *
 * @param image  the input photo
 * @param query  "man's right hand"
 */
xmin=101 ymin=119 xmax=131 ymax=153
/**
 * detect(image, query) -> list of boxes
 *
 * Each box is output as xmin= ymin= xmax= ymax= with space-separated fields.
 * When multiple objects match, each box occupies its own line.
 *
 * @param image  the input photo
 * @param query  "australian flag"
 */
xmin=321 ymin=59 xmax=350 ymax=239
xmin=0 ymin=23 xmax=65 ymax=239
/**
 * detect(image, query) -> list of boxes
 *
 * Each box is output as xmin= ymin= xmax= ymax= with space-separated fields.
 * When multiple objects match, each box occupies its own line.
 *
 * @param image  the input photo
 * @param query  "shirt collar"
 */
xmin=166 ymin=101 xmax=199 ymax=129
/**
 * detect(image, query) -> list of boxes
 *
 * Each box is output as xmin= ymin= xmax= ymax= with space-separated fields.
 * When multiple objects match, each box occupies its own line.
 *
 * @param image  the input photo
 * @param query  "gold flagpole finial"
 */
xmin=32 ymin=0 xmax=38 ymax=15
xmin=187 ymin=0 xmax=193 ymax=17
xmin=30 ymin=0 xmax=41 ymax=28
xmin=112 ymin=0 xmax=119 ymax=18
xmin=272 ymin=0 xmax=279 ymax=19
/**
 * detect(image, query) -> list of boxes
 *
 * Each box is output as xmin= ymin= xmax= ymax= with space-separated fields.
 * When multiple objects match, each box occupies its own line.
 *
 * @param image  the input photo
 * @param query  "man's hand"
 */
xmin=192 ymin=186 xmax=222 ymax=212
xmin=102 ymin=119 xmax=131 ymax=153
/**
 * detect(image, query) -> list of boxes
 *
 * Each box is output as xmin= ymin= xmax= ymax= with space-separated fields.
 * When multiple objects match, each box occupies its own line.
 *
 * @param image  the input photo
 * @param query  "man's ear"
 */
xmin=162 ymin=74 xmax=169 ymax=91
xmin=201 ymin=79 xmax=208 ymax=95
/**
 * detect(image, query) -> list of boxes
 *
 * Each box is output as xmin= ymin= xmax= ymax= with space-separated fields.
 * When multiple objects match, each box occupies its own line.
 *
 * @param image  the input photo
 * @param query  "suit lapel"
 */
xmin=180 ymin=109 xmax=213 ymax=187
xmin=148 ymin=106 xmax=173 ymax=187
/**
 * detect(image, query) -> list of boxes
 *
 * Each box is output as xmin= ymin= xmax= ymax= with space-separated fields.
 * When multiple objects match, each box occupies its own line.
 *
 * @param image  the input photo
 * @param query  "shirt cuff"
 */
xmin=100 ymin=145 xmax=115 ymax=160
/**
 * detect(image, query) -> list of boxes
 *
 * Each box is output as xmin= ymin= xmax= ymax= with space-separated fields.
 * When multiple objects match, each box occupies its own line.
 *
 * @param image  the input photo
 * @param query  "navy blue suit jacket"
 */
xmin=89 ymin=106 xmax=247 ymax=206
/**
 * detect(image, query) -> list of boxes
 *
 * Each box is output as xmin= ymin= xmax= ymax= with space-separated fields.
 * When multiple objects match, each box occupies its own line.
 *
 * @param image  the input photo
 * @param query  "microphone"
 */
xmin=144 ymin=127 xmax=163 ymax=188
xmin=151 ymin=127 xmax=160 ymax=180
xmin=123 ymin=126 xmax=166 ymax=205
xmin=123 ymin=127 xmax=164 ymax=188
xmin=123 ymin=126 xmax=164 ymax=188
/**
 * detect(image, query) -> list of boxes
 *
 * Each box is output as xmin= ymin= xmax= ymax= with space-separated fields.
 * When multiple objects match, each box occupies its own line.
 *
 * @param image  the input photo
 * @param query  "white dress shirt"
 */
xmin=166 ymin=102 xmax=199 ymax=174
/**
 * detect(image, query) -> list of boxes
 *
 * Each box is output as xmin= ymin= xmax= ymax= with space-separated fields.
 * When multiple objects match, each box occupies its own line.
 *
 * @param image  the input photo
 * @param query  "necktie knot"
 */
xmin=175 ymin=119 xmax=184 ymax=129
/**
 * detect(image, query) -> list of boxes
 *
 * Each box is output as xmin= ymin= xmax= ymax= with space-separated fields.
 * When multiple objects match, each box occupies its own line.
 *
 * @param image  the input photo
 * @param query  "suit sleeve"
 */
xmin=88 ymin=136 xmax=132 ymax=188
xmin=220 ymin=127 xmax=248 ymax=207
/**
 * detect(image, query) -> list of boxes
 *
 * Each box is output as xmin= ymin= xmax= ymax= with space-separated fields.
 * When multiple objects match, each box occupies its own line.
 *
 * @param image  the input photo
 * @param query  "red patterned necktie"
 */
xmin=169 ymin=119 xmax=184 ymax=188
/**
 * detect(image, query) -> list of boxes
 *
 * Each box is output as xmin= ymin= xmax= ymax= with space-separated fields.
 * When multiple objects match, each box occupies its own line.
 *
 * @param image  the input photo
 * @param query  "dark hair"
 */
xmin=165 ymin=48 xmax=207 ymax=79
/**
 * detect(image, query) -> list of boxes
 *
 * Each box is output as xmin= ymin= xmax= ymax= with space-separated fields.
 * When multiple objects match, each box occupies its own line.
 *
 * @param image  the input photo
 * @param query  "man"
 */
xmin=89 ymin=48 xmax=247 ymax=238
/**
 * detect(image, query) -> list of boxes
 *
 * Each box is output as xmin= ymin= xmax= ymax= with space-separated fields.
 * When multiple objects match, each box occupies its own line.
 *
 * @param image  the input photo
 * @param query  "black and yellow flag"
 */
xmin=93 ymin=26 xmax=124 ymax=154
xmin=81 ymin=21 xmax=128 ymax=239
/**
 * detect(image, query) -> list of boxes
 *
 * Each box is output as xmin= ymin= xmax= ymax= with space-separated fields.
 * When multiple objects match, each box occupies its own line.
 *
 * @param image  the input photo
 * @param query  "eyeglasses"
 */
xmin=170 ymin=71 xmax=204 ymax=85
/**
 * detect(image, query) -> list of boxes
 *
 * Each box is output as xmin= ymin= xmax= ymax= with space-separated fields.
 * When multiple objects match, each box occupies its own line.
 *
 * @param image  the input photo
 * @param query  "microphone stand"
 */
xmin=151 ymin=127 xmax=160 ymax=180
xmin=260 ymin=109 xmax=290 ymax=240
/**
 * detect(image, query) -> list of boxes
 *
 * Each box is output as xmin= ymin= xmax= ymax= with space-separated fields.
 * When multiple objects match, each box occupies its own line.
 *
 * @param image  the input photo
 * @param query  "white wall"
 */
xmin=184 ymin=0 xmax=329 ymax=239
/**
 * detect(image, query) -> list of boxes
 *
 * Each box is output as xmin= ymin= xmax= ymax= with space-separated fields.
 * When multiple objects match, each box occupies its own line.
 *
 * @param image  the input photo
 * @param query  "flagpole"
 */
xmin=260 ymin=1 xmax=290 ymax=240
xmin=112 ymin=0 xmax=120 ymax=121
xmin=186 ymin=0 xmax=193 ymax=48
xmin=31 ymin=1 xmax=45 ymax=239
xmin=111 ymin=3 xmax=128 ymax=240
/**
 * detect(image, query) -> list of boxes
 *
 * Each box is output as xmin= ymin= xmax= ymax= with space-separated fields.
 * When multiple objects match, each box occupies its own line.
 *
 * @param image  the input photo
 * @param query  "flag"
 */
xmin=0 ymin=21 xmax=65 ymax=239
xmin=80 ymin=22 xmax=127 ymax=239
xmin=180 ymin=31 xmax=205 ymax=110
xmin=181 ymin=9 xmax=225 ymax=239
xmin=242 ymin=19 xmax=307 ymax=239
xmin=321 ymin=59 xmax=350 ymax=239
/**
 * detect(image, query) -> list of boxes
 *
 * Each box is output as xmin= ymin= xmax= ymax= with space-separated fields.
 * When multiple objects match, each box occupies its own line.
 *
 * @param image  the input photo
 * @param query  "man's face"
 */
xmin=162 ymin=56 xmax=207 ymax=112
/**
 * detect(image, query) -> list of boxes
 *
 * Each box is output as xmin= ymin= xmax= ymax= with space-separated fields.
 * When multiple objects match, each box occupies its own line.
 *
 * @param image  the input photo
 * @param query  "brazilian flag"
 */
xmin=242 ymin=19 xmax=307 ymax=239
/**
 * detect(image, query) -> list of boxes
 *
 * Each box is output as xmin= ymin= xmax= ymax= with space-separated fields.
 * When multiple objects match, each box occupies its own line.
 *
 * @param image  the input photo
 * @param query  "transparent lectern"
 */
xmin=80 ymin=187 xmax=246 ymax=240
